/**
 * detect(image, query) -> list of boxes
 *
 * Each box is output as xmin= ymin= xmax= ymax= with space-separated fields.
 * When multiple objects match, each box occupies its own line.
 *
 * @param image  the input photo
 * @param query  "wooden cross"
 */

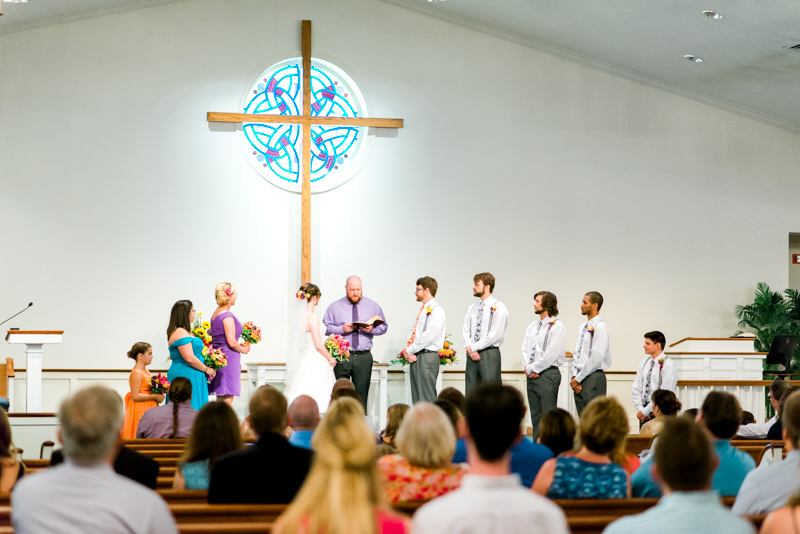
xmin=207 ymin=20 xmax=403 ymax=283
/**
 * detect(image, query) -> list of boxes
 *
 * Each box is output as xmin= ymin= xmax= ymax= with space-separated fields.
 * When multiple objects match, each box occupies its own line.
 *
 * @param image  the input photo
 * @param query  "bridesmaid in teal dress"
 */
xmin=166 ymin=300 xmax=217 ymax=411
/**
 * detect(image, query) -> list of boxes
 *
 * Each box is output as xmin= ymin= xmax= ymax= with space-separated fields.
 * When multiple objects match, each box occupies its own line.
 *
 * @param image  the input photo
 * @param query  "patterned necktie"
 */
xmin=643 ymin=359 xmax=656 ymax=407
xmin=530 ymin=321 xmax=544 ymax=364
xmin=474 ymin=302 xmax=484 ymax=343
xmin=352 ymin=303 xmax=359 ymax=350
xmin=406 ymin=305 xmax=425 ymax=347
xmin=577 ymin=325 xmax=589 ymax=360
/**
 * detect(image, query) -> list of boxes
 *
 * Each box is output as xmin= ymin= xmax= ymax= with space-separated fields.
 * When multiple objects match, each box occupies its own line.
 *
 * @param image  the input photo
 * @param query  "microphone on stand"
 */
xmin=0 ymin=302 xmax=33 ymax=328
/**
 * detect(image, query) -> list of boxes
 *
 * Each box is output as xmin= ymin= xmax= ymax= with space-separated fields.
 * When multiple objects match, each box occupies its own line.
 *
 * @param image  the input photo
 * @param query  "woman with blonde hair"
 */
xmin=209 ymin=282 xmax=250 ymax=406
xmin=533 ymin=396 xmax=630 ymax=499
xmin=377 ymin=402 xmax=467 ymax=502
xmin=273 ymin=397 xmax=409 ymax=534
xmin=121 ymin=342 xmax=164 ymax=439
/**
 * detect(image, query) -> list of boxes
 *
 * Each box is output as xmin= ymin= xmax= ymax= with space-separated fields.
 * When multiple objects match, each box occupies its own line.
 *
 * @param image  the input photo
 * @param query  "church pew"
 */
xmin=178 ymin=524 xmax=272 ymax=533
xmin=171 ymin=504 xmax=283 ymax=524
xmin=158 ymin=490 xmax=208 ymax=504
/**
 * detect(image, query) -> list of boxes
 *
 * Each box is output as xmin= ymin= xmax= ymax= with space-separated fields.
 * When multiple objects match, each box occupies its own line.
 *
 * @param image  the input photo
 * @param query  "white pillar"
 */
xmin=25 ymin=344 xmax=43 ymax=412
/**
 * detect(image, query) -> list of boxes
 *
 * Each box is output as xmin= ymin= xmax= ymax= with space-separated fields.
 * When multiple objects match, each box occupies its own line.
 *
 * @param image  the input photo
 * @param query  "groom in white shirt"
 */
xmin=522 ymin=291 xmax=566 ymax=440
xmin=632 ymin=331 xmax=677 ymax=428
xmin=463 ymin=273 xmax=509 ymax=396
xmin=570 ymin=291 xmax=612 ymax=416
xmin=399 ymin=276 xmax=446 ymax=403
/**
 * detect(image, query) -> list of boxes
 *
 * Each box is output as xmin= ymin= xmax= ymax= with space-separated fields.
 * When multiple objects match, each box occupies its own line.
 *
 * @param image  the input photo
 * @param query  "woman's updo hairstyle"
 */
xmin=127 ymin=342 xmax=152 ymax=361
xmin=215 ymin=283 xmax=237 ymax=306
xmin=652 ymin=389 xmax=682 ymax=416
xmin=297 ymin=283 xmax=321 ymax=300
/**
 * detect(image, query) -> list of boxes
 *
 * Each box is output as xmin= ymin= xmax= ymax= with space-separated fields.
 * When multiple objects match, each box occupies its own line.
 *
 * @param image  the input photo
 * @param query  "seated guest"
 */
xmin=741 ymin=410 xmax=755 ymax=426
xmin=273 ymin=397 xmax=410 ymax=534
xmin=331 ymin=386 xmax=378 ymax=433
xmin=604 ymin=418 xmax=755 ymax=534
xmin=208 ymin=385 xmax=312 ymax=503
xmin=639 ymin=389 xmax=682 ymax=436
xmin=438 ymin=388 xmax=468 ymax=462
xmin=378 ymin=402 xmax=467 ymax=502
xmin=537 ymin=408 xmax=576 ymax=458
xmin=766 ymin=387 xmax=796 ymax=440
xmin=434 ymin=399 xmax=466 ymax=464
xmin=733 ymin=390 xmax=800 ymax=515
xmin=288 ymin=395 xmax=320 ymax=450
xmin=533 ymin=396 xmax=630 ymax=499
xmin=50 ymin=445 xmax=159 ymax=490
xmin=0 ymin=409 xmax=25 ymax=492
xmin=379 ymin=403 xmax=410 ymax=451
xmin=611 ymin=439 xmax=640 ymax=477
xmin=737 ymin=378 xmax=790 ymax=438
xmin=632 ymin=391 xmax=755 ymax=497
xmin=173 ymin=401 xmax=243 ymax=490
xmin=506 ymin=389 xmax=554 ymax=487
xmin=12 ymin=386 xmax=176 ymax=533
xmin=135 ymin=377 xmax=197 ymax=439
xmin=413 ymin=384 xmax=568 ymax=534
xmin=682 ymin=408 xmax=698 ymax=420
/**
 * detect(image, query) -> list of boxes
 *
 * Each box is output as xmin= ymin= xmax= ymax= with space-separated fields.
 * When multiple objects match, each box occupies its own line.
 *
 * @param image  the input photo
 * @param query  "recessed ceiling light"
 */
xmin=684 ymin=55 xmax=704 ymax=63
xmin=703 ymin=10 xmax=723 ymax=20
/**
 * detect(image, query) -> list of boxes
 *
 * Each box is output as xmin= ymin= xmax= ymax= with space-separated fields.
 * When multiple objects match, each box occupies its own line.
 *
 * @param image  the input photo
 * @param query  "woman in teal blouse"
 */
xmin=167 ymin=300 xmax=216 ymax=411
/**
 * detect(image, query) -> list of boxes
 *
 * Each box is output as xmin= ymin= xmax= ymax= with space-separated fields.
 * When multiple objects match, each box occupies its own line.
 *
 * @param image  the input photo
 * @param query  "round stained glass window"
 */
xmin=239 ymin=58 xmax=369 ymax=193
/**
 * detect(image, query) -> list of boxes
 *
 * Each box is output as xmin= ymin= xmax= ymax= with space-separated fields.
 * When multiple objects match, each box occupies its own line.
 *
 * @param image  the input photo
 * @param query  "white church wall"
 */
xmin=2 ymin=0 xmax=799 ymax=420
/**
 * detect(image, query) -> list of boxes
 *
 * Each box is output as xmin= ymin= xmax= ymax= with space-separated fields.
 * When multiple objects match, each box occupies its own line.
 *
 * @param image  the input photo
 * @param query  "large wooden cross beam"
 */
xmin=207 ymin=20 xmax=404 ymax=282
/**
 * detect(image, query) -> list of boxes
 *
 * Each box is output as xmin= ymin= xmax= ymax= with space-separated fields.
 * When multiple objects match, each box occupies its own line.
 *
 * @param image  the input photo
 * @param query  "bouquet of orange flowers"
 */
xmin=202 ymin=347 xmax=228 ymax=382
xmin=438 ymin=334 xmax=458 ymax=366
xmin=325 ymin=334 xmax=351 ymax=362
xmin=241 ymin=321 xmax=262 ymax=345
xmin=149 ymin=373 xmax=170 ymax=395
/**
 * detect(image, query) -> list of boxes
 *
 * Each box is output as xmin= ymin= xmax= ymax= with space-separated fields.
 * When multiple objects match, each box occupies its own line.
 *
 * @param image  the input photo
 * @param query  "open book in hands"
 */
xmin=352 ymin=315 xmax=385 ymax=329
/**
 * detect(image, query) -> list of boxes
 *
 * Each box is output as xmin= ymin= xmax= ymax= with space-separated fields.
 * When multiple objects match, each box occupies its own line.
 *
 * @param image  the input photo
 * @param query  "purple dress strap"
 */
xmin=208 ymin=311 xmax=243 ymax=397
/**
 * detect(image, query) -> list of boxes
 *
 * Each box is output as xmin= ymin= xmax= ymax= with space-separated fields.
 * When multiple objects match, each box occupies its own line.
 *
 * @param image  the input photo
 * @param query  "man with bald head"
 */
xmin=288 ymin=395 xmax=320 ymax=450
xmin=323 ymin=275 xmax=388 ymax=411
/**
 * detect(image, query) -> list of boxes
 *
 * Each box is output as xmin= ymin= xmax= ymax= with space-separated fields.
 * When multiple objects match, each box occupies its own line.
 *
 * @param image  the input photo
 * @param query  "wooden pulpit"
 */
xmin=5 ymin=330 xmax=63 ymax=412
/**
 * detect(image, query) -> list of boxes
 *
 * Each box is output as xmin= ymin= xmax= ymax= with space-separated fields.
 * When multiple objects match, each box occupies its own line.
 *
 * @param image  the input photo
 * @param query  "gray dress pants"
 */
xmin=465 ymin=346 xmax=502 ymax=396
xmin=410 ymin=350 xmax=439 ymax=404
xmin=526 ymin=366 xmax=562 ymax=440
xmin=574 ymin=369 xmax=607 ymax=416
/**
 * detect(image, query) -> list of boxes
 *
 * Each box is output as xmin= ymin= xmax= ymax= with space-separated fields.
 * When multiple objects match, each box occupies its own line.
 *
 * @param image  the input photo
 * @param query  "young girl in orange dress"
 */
xmin=121 ymin=342 xmax=165 ymax=439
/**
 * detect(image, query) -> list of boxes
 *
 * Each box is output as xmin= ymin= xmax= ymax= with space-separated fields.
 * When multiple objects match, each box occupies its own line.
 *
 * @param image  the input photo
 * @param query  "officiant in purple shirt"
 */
xmin=322 ymin=275 xmax=388 ymax=411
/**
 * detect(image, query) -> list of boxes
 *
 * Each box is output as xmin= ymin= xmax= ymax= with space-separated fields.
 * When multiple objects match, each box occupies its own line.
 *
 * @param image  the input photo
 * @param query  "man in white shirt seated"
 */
xmin=12 ymin=386 xmax=177 ymax=534
xmin=631 ymin=331 xmax=677 ymax=428
xmin=604 ymin=417 xmax=754 ymax=534
xmin=736 ymin=378 xmax=790 ymax=439
xmin=413 ymin=384 xmax=568 ymax=534
xmin=733 ymin=390 xmax=800 ymax=515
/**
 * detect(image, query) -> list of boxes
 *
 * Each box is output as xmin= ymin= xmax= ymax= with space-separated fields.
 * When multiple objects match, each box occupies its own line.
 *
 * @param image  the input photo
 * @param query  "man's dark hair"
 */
xmin=473 ymin=272 xmax=496 ymax=293
xmin=434 ymin=400 xmax=461 ymax=438
xmin=248 ymin=385 xmax=287 ymax=435
xmin=700 ymin=391 xmax=742 ymax=439
xmin=654 ymin=418 xmax=714 ymax=491
xmin=782 ymin=390 xmax=800 ymax=448
xmin=741 ymin=410 xmax=755 ymax=425
xmin=585 ymin=291 xmax=603 ymax=311
xmin=437 ymin=387 xmax=467 ymax=414
xmin=465 ymin=384 xmax=524 ymax=461
xmin=644 ymin=331 xmax=667 ymax=350
xmin=534 ymin=291 xmax=559 ymax=317
xmin=330 ymin=388 xmax=365 ymax=414
xmin=771 ymin=378 xmax=792 ymax=403
xmin=416 ymin=276 xmax=438 ymax=297
xmin=682 ymin=408 xmax=698 ymax=420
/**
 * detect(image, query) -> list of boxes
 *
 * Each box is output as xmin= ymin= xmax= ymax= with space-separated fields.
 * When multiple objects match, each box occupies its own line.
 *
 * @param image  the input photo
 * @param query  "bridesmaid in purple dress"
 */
xmin=209 ymin=282 xmax=250 ymax=405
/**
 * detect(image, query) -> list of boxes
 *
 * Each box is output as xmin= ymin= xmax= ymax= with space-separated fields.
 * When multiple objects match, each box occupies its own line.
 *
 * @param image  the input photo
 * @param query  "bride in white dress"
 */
xmin=283 ymin=283 xmax=337 ymax=412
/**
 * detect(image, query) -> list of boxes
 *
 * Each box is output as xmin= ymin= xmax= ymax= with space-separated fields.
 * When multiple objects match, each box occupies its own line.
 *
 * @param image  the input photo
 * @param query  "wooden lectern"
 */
xmin=5 ymin=330 xmax=63 ymax=412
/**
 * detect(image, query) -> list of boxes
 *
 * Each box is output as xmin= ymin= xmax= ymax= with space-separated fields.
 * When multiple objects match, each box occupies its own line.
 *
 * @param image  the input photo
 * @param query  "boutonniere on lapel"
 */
xmin=490 ymin=306 xmax=497 ymax=316
xmin=425 ymin=307 xmax=433 ymax=316
xmin=587 ymin=325 xmax=595 ymax=337
xmin=658 ymin=357 xmax=665 ymax=370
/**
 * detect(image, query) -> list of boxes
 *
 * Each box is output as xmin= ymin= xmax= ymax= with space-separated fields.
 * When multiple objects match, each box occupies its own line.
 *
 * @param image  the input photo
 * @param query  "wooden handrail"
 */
xmin=677 ymin=380 xmax=800 ymax=386
xmin=669 ymin=337 xmax=756 ymax=347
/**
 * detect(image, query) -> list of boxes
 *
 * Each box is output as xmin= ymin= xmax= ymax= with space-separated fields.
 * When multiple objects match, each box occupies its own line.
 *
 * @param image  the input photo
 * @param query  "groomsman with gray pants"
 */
xmin=523 ymin=291 xmax=567 ymax=440
xmin=570 ymin=291 xmax=612 ymax=416
xmin=463 ymin=273 xmax=509 ymax=396
xmin=399 ymin=276 xmax=446 ymax=404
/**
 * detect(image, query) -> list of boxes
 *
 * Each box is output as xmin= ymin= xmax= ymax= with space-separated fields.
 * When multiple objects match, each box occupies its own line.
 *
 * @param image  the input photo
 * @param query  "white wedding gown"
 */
xmin=283 ymin=326 xmax=336 ymax=413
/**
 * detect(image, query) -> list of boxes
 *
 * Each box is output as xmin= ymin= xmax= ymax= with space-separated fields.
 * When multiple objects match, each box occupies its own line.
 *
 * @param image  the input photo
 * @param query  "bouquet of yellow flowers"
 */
xmin=202 ymin=347 xmax=227 ymax=383
xmin=241 ymin=321 xmax=262 ymax=345
xmin=192 ymin=312 xmax=213 ymax=350
xmin=438 ymin=334 xmax=458 ymax=366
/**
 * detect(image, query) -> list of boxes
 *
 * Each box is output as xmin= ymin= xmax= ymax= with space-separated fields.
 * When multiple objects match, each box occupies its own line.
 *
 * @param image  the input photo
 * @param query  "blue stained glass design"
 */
xmin=240 ymin=59 xmax=367 ymax=190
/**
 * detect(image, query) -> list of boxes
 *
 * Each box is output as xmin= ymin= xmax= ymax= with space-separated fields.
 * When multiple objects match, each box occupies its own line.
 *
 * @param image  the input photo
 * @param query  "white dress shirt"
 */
xmin=406 ymin=299 xmax=446 ymax=356
xmin=12 ymin=461 xmax=177 ymax=534
xmin=736 ymin=415 xmax=778 ymax=439
xmin=413 ymin=474 xmax=569 ymax=534
xmin=462 ymin=296 xmax=509 ymax=352
xmin=572 ymin=315 xmax=612 ymax=383
xmin=521 ymin=317 xmax=567 ymax=375
xmin=631 ymin=353 xmax=678 ymax=416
